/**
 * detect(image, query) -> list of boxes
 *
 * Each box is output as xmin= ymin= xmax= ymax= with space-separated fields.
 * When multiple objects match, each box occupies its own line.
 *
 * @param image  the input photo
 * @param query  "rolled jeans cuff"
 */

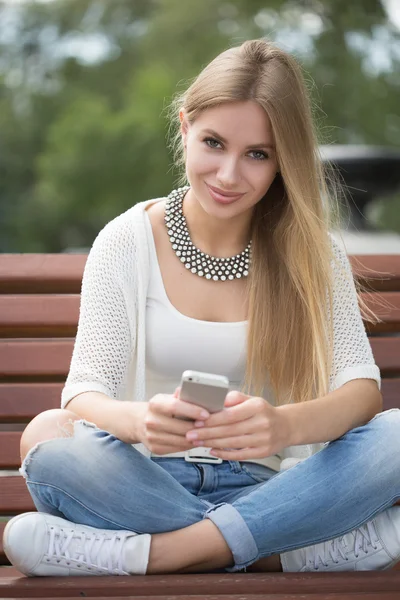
xmin=204 ymin=502 xmax=259 ymax=572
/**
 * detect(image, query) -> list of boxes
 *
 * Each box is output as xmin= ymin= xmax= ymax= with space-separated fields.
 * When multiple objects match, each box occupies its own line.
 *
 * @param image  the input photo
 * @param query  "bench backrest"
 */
xmin=0 ymin=253 xmax=400 ymax=564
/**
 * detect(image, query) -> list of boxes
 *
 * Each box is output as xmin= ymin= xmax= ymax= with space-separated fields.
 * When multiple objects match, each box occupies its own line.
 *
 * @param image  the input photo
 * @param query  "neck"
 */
xmin=182 ymin=187 xmax=252 ymax=257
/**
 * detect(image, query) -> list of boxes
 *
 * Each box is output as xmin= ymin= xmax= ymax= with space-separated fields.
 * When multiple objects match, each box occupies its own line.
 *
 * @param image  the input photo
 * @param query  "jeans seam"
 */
xmin=228 ymin=461 xmax=241 ymax=474
xmin=270 ymin=496 xmax=400 ymax=556
xmin=239 ymin=464 xmax=275 ymax=484
xmin=194 ymin=464 xmax=205 ymax=491
xmin=26 ymin=480 xmax=148 ymax=534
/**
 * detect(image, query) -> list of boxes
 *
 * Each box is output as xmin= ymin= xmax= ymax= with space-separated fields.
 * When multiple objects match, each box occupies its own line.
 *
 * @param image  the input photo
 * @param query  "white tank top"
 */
xmin=145 ymin=211 xmax=247 ymax=400
xmin=144 ymin=211 xmax=282 ymax=471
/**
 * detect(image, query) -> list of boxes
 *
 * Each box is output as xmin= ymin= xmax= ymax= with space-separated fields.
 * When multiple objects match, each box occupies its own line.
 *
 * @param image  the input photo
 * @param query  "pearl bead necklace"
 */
xmin=164 ymin=186 xmax=251 ymax=281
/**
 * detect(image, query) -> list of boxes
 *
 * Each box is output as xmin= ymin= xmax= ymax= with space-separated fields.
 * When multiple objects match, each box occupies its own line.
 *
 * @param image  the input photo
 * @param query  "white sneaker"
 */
xmin=281 ymin=506 xmax=400 ymax=572
xmin=3 ymin=512 xmax=151 ymax=576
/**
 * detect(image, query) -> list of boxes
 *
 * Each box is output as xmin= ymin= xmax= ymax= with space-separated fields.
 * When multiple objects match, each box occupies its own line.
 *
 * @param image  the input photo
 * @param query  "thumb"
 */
xmin=173 ymin=387 xmax=181 ymax=398
xmin=224 ymin=390 xmax=251 ymax=407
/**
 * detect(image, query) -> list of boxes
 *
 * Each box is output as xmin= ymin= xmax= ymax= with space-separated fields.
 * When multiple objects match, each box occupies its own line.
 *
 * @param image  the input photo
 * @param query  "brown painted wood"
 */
xmin=0 ymin=476 xmax=35 ymax=514
xmin=1 ymin=597 xmax=399 ymax=600
xmin=369 ymin=338 xmax=400 ymax=374
xmin=350 ymin=255 xmax=400 ymax=292
xmin=0 ymin=383 xmax=62 ymax=422
xmin=0 ymin=432 xmax=20 ymax=468
xmin=0 ymin=293 xmax=398 ymax=337
xmin=0 ymin=254 xmax=399 ymax=589
xmin=361 ymin=292 xmax=400 ymax=333
xmin=0 ymin=341 xmax=74 ymax=379
xmin=0 ymin=254 xmax=398 ymax=294
xmin=0 ymin=255 xmax=87 ymax=294
xmin=0 ymin=295 xmax=80 ymax=338
xmin=0 ymin=522 xmax=8 ymax=565
xmin=0 ymin=380 xmax=398 ymax=426
xmin=1 ymin=569 xmax=400 ymax=595
xmin=1 ymin=389 xmax=400 ymax=468
xmin=0 ymin=594 xmax=399 ymax=600
xmin=382 ymin=379 xmax=400 ymax=410
xmin=0 ymin=338 xmax=398 ymax=381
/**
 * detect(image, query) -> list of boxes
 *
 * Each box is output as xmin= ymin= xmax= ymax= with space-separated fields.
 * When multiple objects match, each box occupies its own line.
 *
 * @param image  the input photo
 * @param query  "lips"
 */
xmin=206 ymin=183 xmax=244 ymax=204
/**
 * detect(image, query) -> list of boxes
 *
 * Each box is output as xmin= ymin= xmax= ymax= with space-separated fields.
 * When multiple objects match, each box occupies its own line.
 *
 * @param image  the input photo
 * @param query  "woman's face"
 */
xmin=180 ymin=100 xmax=279 ymax=219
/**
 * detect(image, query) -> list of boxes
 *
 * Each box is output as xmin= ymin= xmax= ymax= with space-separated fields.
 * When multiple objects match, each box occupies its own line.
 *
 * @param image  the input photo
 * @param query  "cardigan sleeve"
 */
xmin=328 ymin=234 xmax=381 ymax=392
xmin=61 ymin=212 xmax=138 ymax=408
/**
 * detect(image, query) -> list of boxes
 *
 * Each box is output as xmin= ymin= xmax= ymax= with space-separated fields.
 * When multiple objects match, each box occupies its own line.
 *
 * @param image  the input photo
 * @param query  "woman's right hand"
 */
xmin=134 ymin=388 xmax=210 ymax=455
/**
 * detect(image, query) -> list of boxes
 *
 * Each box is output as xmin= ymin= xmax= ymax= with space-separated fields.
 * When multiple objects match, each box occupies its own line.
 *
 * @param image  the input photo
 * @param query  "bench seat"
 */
xmin=0 ymin=253 xmax=399 ymax=598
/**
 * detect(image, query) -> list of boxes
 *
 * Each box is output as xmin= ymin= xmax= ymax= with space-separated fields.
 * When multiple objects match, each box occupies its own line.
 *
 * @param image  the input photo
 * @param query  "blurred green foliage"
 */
xmin=0 ymin=0 xmax=399 ymax=251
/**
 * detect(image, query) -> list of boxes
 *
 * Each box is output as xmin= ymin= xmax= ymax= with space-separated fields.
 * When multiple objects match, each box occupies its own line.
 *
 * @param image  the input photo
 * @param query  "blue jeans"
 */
xmin=20 ymin=409 xmax=400 ymax=572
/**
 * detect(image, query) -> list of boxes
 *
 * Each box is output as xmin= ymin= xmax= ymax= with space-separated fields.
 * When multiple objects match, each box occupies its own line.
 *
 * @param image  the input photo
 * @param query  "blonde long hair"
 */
xmin=167 ymin=39 xmax=382 ymax=405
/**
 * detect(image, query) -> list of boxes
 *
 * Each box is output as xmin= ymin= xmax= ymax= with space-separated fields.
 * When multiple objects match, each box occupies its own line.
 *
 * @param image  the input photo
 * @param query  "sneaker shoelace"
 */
xmin=305 ymin=521 xmax=380 ymax=570
xmin=46 ymin=524 xmax=128 ymax=575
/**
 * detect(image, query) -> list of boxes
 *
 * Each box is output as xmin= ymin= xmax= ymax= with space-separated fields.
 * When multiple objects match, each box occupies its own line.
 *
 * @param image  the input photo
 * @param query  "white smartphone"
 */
xmin=179 ymin=370 xmax=229 ymax=418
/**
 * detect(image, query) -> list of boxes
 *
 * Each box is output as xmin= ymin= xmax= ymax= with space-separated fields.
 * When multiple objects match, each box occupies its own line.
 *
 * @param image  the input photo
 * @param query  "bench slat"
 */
xmin=0 ymin=254 xmax=86 ymax=294
xmin=0 ymin=590 xmax=399 ymax=600
xmin=0 ymin=295 xmax=80 ymax=338
xmin=0 ymin=591 xmax=398 ymax=598
xmin=2 ymin=338 xmax=398 ymax=378
xmin=370 ymin=338 xmax=400 ymax=373
xmin=0 ymin=293 xmax=399 ymax=338
xmin=0 ymin=336 xmax=394 ymax=381
xmin=381 ymin=379 xmax=400 ymax=410
xmin=0 ymin=383 xmax=62 ymax=421
xmin=1 ymin=254 xmax=399 ymax=293
xmin=0 ymin=378 xmax=399 ymax=427
xmin=0 ymin=431 xmax=20 ymax=468
xmin=0 ymin=340 xmax=74 ymax=378
xmin=0 ymin=476 xmax=35 ymax=513
xmin=351 ymin=255 xmax=400 ymax=292
xmin=5 ymin=592 xmax=399 ymax=600
xmin=0 ymin=566 xmax=400 ymax=593
xmin=362 ymin=292 xmax=400 ymax=333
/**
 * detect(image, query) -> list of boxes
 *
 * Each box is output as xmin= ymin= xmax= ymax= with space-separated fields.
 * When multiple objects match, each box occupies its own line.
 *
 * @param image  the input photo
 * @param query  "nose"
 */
xmin=216 ymin=156 xmax=241 ymax=189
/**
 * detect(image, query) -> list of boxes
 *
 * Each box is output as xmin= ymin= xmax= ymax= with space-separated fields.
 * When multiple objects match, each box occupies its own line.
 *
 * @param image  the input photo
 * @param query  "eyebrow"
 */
xmin=201 ymin=129 xmax=275 ymax=150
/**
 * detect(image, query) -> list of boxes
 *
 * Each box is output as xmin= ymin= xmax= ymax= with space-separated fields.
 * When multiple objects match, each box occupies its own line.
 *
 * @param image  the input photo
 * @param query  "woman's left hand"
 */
xmin=185 ymin=391 xmax=293 ymax=461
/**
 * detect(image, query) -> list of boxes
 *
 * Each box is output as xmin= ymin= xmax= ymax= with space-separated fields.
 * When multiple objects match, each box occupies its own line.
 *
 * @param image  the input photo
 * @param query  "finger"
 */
xmin=145 ymin=431 xmax=194 ymax=451
xmin=151 ymin=443 xmax=194 ymax=455
xmin=187 ymin=417 xmax=258 ymax=441
xmin=190 ymin=433 xmax=258 ymax=449
xmin=223 ymin=390 xmax=251 ymax=407
xmin=195 ymin=400 xmax=256 ymax=428
xmin=150 ymin=395 xmax=209 ymax=422
xmin=147 ymin=413 xmax=196 ymax=436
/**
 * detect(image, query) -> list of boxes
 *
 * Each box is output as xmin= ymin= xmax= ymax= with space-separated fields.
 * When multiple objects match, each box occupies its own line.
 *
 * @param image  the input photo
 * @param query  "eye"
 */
xmin=203 ymin=137 xmax=222 ymax=149
xmin=203 ymin=137 xmax=268 ymax=161
xmin=248 ymin=150 xmax=268 ymax=161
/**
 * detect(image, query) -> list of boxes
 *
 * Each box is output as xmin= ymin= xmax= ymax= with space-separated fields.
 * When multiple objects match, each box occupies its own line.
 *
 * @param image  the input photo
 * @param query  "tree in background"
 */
xmin=0 ymin=0 xmax=399 ymax=251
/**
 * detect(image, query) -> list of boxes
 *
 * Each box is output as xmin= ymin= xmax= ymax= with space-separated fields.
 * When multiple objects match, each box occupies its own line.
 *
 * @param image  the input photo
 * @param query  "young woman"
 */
xmin=4 ymin=39 xmax=400 ymax=577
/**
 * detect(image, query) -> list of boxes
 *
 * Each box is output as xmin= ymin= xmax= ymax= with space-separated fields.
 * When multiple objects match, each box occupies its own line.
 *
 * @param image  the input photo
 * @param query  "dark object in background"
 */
xmin=320 ymin=145 xmax=400 ymax=231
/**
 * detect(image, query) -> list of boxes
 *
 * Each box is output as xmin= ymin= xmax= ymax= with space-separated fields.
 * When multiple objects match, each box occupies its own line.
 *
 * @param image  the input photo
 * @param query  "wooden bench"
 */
xmin=1 ymin=252 xmax=400 ymax=599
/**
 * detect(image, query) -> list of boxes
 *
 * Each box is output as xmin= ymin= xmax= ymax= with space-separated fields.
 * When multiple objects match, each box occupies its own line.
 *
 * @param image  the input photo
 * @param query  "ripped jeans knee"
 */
xmin=19 ymin=418 xmax=98 ymax=479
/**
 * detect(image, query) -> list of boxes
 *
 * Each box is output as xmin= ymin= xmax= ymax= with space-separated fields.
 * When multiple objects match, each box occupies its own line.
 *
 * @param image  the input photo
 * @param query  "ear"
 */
xmin=179 ymin=110 xmax=189 ymax=145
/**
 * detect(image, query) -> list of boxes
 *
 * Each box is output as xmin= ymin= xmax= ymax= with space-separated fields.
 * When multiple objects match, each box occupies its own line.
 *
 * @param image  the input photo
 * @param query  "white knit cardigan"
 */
xmin=61 ymin=196 xmax=381 ymax=467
